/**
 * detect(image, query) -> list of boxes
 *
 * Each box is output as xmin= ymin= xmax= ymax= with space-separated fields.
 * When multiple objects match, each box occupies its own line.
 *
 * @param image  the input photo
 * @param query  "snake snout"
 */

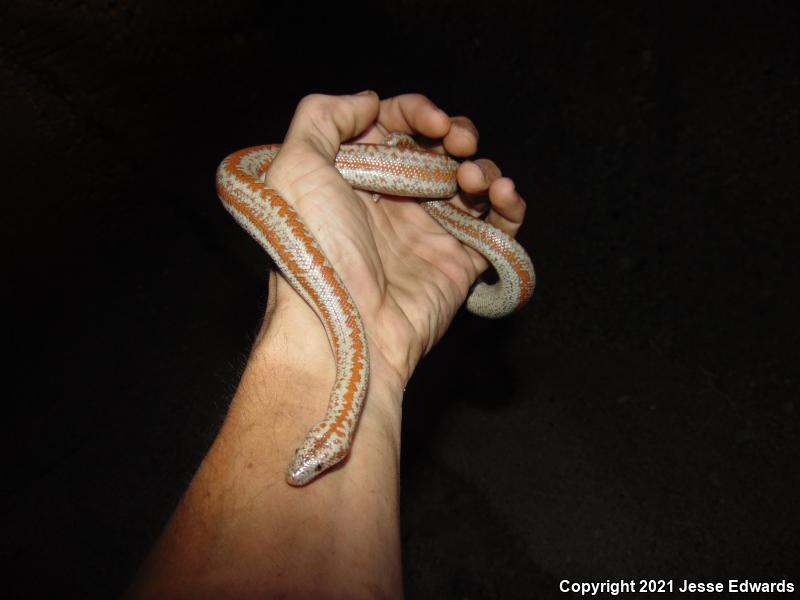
xmin=286 ymin=451 xmax=322 ymax=486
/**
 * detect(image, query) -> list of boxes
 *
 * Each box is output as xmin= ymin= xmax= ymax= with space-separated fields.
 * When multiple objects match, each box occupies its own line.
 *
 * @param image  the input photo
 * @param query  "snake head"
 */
xmin=285 ymin=423 xmax=350 ymax=486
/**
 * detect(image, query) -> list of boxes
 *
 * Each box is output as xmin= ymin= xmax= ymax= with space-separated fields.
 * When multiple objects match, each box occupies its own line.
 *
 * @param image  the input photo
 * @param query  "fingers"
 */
xmin=456 ymin=159 xmax=526 ymax=237
xmin=484 ymin=177 xmax=526 ymax=236
xmin=378 ymin=96 xmax=478 ymax=157
xmin=283 ymin=91 xmax=381 ymax=160
xmin=377 ymin=94 xmax=450 ymax=140
xmin=457 ymin=159 xmax=502 ymax=199
xmin=377 ymin=93 xmax=526 ymax=237
xmin=272 ymin=92 xmax=528 ymax=241
xmin=441 ymin=115 xmax=479 ymax=157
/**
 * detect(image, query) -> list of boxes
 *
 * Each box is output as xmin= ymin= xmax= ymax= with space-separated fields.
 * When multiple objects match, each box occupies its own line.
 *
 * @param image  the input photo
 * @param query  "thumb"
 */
xmin=282 ymin=91 xmax=380 ymax=160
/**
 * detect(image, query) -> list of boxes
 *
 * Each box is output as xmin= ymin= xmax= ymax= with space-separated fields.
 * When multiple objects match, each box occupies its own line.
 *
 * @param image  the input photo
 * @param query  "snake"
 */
xmin=216 ymin=133 xmax=535 ymax=486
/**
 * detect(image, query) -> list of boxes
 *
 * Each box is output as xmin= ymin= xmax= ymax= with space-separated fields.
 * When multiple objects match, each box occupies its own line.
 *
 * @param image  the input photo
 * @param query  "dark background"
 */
xmin=2 ymin=1 xmax=798 ymax=598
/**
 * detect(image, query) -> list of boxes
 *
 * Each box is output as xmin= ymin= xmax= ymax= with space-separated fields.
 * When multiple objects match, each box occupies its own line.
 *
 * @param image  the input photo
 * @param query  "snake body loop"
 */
xmin=216 ymin=134 xmax=535 ymax=485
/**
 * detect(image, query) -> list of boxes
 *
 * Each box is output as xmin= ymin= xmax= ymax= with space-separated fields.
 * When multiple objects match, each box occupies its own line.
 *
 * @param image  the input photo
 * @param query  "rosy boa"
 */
xmin=216 ymin=133 xmax=535 ymax=485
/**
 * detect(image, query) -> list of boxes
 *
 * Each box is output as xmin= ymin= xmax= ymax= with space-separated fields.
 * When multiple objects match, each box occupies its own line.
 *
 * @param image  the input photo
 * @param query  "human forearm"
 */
xmin=126 ymin=276 xmax=404 ymax=599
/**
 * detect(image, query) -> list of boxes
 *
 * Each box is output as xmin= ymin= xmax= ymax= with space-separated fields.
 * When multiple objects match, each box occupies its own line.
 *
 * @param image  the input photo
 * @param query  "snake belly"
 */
xmin=216 ymin=136 xmax=535 ymax=486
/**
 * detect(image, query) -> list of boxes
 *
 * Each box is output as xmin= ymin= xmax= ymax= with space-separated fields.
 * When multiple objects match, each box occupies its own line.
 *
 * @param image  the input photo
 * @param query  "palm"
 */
xmin=266 ymin=139 xmax=481 ymax=383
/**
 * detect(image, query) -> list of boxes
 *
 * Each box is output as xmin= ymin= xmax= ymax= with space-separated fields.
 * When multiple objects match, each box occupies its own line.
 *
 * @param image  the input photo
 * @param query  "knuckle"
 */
xmin=296 ymin=93 xmax=333 ymax=116
xmin=407 ymin=93 xmax=429 ymax=106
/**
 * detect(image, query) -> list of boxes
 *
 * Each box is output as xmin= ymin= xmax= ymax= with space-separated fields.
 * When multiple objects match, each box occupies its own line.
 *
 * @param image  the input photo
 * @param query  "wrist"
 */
xmin=245 ymin=274 xmax=404 ymax=434
xmin=251 ymin=274 xmax=336 ymax=388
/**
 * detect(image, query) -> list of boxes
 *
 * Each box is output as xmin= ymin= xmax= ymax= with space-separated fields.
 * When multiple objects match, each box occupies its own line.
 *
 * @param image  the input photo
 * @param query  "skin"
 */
xmin=124 ymin=92 xmax=528 ymax=599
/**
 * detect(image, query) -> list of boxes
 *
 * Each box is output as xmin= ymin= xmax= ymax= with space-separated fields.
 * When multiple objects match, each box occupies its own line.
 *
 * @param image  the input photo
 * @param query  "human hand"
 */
xmin=261 ymin=92 xmax=529 ymax=407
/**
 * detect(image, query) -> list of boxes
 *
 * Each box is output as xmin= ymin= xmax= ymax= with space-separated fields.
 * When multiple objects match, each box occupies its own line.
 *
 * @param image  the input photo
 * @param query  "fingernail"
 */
xmin=355 ymin=89 xmax=374 ymax=96
xmin=473 ymin=161 xmax=489 ymax=182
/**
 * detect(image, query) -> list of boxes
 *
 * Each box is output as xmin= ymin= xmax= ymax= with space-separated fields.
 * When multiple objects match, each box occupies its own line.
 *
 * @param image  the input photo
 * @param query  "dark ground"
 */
xmin=2 ymin=1 xmax=798 ymax=598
